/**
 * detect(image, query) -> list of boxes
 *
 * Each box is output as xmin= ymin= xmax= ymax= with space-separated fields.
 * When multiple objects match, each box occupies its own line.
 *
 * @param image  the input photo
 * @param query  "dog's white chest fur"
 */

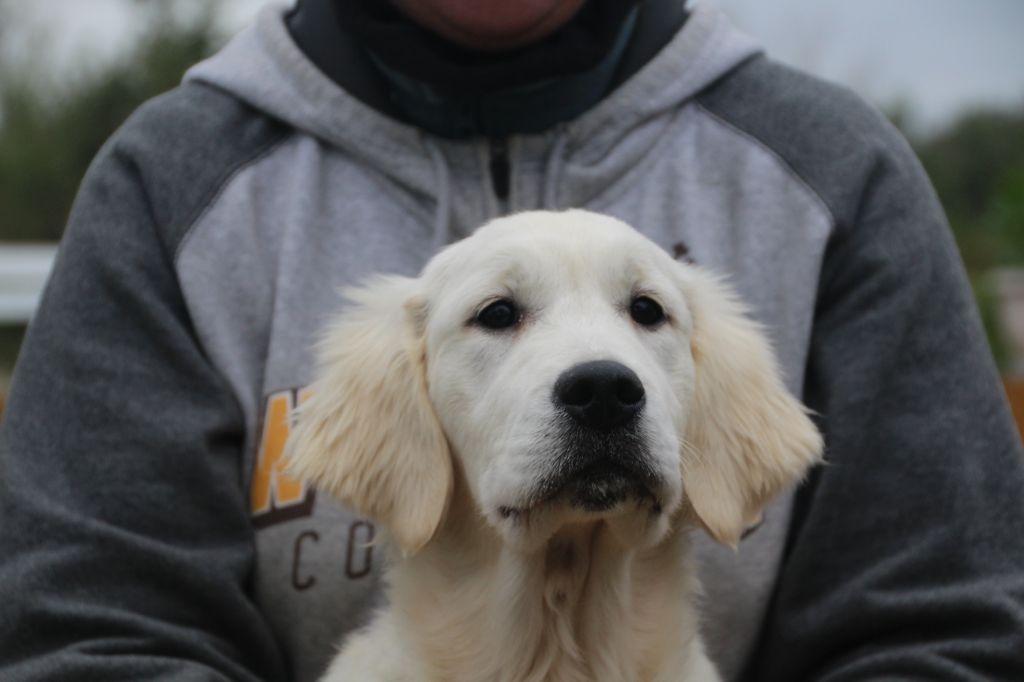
xmin=288 ymin=211 xmax=822 ymax=682
xmin=321 ymin=506 xmax=720 ymax=682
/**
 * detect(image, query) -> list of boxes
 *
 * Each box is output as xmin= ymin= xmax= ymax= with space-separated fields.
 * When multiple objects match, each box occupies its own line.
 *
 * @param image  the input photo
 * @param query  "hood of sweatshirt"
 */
xmin=185 ymin=2 xmax=761 ymax=245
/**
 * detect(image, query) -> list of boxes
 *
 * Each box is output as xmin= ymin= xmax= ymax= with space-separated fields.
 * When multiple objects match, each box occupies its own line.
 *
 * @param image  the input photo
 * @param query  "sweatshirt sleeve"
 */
xmin=0 ymin=86 xmax=289 ymax=681
xmin=746 ymin=95 xmax=1024 ymax=680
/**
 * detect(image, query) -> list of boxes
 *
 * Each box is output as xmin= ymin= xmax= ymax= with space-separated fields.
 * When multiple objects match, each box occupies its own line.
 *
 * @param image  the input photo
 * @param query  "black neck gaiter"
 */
xmin=287 ymin=0 xmax=689 ymax=138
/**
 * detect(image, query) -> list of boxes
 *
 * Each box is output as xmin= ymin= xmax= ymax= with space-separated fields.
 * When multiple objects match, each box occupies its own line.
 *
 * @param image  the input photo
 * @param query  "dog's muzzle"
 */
xmin=544 ymin=360 xmax=659 ymax=512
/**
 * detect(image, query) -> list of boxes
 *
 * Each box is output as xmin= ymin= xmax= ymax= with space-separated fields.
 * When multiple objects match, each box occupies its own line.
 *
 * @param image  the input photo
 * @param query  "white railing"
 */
xmin=0 ymin=244 xmax=58 ymax=324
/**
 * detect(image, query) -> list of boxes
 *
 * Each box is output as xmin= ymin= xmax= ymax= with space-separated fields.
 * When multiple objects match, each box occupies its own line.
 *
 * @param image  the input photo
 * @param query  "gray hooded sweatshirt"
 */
xmin=1 ymin=3 xmax=1022 ymax=682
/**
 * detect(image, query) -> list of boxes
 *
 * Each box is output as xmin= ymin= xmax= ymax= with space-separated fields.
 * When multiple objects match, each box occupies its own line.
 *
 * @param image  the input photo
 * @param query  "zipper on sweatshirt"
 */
xmin=489 ymin=138 xmax=511 ymax=204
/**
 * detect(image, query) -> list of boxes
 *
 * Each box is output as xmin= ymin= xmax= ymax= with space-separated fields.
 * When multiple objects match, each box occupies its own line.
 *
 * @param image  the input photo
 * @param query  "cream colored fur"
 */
xmin=286 ymin=210 xmax=822 ymax=682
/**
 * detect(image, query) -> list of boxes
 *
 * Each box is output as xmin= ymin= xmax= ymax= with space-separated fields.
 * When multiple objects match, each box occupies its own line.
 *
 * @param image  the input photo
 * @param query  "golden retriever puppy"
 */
xmin=287 ymin=210 xmax=822 ymax=682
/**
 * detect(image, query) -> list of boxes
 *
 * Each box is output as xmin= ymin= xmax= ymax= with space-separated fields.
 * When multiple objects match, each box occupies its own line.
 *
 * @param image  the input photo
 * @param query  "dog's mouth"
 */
xmin=498 ymin=459 xmax=661 ymax=521
xmin=499 ymin=431 xmax=663 ymax=520
xmin=560 ymin=458 xmax=661 ymax=512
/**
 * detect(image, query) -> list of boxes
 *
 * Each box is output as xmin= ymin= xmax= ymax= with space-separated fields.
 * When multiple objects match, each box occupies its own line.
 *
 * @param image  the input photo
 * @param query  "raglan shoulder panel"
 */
xmin=695 ymin=55 xmax=921 ymax=232
xmin=108 ymin=81 xmax=291 ymax=256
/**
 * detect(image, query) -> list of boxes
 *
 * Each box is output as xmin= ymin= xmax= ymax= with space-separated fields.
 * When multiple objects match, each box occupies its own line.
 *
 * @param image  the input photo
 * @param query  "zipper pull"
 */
xmin=489 ymin=138 xmax=510 ymax=202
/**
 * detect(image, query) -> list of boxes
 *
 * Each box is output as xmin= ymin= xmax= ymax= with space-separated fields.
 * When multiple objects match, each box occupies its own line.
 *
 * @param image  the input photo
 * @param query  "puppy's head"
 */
xmin=287 ymin=211 xmax=822 ymax=555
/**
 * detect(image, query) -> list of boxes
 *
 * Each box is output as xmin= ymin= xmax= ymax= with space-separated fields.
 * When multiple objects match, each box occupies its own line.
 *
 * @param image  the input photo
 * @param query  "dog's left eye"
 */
xmin=475 ymin=300 xmax=520 ymax=330
xmin=630 ymin=296 xmax=666 ymax=327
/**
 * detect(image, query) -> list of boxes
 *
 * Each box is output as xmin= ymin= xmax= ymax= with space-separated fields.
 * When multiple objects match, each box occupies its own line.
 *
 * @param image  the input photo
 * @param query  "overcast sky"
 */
xmin=5 ymin=0 xmax=1023 ymax=134
xmin=717 ymin=0 xmax=1024 ymax=132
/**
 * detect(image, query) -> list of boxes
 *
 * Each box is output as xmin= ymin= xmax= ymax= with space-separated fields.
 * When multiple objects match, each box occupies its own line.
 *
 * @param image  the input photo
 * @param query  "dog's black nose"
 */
xmin=553 ymin=360 xmax=645 ymax=430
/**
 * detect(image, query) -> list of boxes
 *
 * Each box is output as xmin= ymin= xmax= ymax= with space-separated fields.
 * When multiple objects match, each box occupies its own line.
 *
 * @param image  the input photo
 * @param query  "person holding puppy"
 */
xmin=1 ymin=0 xmax=1022 ymax=680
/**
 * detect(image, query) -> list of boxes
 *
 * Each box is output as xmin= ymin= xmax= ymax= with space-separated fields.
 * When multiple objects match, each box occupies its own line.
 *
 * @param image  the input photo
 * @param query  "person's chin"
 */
xmin=393 ymin=0 xmax=587 ymax=52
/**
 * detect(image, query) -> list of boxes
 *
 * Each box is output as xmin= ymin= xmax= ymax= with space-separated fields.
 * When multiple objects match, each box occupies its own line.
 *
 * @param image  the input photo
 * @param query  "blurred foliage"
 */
xmin=912 ymin=110 xmax=1024 ymax=276
xmin=0 ymin=325 xmax=25 ymax=386
xmin=0 ymin=1 xmax=220 ymax=242
xmin=990 ymin=170 xmax=1024 ymax=263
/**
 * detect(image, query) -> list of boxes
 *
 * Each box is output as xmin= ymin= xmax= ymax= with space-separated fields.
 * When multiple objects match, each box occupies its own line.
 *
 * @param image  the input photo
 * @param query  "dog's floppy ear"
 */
xmin=286 ymin=276 xmax=452 ymax=556
xmin=678 ymin=267 xmax=822 ymax=548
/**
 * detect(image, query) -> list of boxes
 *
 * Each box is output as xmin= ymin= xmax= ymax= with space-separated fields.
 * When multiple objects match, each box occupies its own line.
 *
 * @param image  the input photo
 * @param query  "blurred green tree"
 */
xmin=913 ymin=109 xmax=1024 ymax=276
xmin=989 ymin=170 xmax=1024 ymax=263
xmin=0 ymin=1 xmax=220 ymax=242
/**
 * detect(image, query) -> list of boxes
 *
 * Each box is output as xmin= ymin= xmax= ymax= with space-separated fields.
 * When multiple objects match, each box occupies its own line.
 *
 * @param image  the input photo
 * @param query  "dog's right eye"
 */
xmin=475 ymin=300 xmax=520 ymax=330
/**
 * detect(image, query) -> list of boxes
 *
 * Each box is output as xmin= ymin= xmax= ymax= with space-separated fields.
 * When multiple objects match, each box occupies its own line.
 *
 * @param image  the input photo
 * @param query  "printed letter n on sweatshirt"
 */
xmin=251 ymin=388 xmax=316 ymax=528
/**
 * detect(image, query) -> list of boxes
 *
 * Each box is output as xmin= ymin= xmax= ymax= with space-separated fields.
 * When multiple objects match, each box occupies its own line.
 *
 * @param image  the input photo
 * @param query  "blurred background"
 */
xmin=0 ymin=0 xmax=1022 ymax=405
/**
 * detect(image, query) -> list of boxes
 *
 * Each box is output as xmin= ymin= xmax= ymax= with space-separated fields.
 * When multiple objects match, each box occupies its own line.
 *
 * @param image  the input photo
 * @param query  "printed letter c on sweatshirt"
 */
xmin=251 ymin=388 xmax=316 ymax=528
